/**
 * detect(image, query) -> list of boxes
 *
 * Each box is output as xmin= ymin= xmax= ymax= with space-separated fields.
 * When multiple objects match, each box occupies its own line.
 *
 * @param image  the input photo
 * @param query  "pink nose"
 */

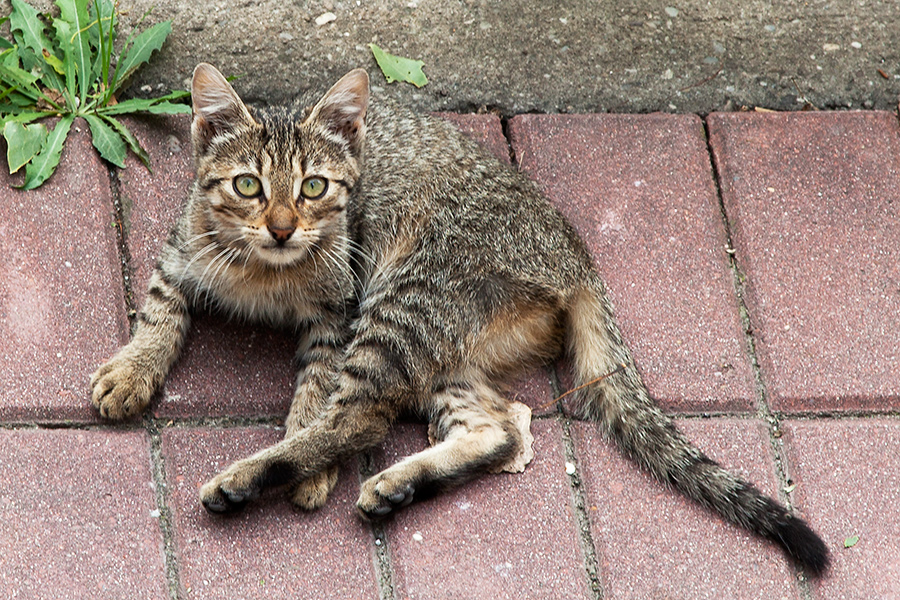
xmin=268 ymin=225 xmax=295 ymax=243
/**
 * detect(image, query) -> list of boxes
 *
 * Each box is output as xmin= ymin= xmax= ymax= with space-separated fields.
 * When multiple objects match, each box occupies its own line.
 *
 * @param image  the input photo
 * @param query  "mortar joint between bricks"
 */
xmin=358 ymin=452 xmax=395 ymax=600
xmin=700 ymin=117 xmax=815 ymax=594
xmin=146 ymin=422 xmax=187 ymax=600
xmin=559 ymin=416 xmax=605 ymax=600
xmin=104 ymin=164 xmax=138 ymax=330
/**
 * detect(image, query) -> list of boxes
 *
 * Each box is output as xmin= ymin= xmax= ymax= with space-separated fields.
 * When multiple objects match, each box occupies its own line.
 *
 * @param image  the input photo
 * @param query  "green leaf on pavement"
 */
xmin=113 ymin=21 xmax=171 ymax=92
xmin=9 ymin=0 xmax=52 ymax=68
xmin=84 ymin=113 xmax=126 ymax=167
xmin=3 ymin=119 xmax=47 ymax=173
xmin=55 ymin=0 xmax=93 ymax=102
xmin=844 ymin=535 xmax=860 ymax=548
xmin=368 ymin=43 xmax=428 ymax=87
xmin=19 ymin=113 xmax=73 ymax=189
xmin=99 ymin=114 xmax=150 ymax=168
xmin=97 ymin=97 xmax=191 ymax=116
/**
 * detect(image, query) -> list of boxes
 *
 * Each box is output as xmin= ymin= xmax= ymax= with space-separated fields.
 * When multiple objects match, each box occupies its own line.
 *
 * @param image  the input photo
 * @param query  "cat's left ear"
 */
xmin=306 ymin=69 xmax=369 ymax=155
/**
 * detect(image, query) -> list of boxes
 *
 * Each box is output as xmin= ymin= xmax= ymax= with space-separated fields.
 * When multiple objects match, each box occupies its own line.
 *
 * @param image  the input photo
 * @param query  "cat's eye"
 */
xmin=233 ymin=175 xmax=262 ymax=198
xmin=300 ymin=176 xmax=328 ymax=200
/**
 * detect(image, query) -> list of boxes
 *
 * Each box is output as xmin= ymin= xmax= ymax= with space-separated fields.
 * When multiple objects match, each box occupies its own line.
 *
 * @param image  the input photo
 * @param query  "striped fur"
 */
xmin=91 ymin=63 xmax=828 ymax=574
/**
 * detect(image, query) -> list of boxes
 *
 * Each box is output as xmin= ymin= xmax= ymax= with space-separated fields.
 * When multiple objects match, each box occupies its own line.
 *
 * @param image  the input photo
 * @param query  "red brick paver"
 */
xmin=708 ymin=111 xmax=900 ymax=412
xmin=0 ymin=125 xmax=128 ymax=421
xmin=0 ymin=429 xmax=167 ymax=599
xmin=161 ymin=427 xmax=379 ymax=600
xmin=782 ymin=419 xmax=900 ymax=599
xmin=508 ymin=114 xmax=757 ymax=413
xmin=1 ymin=109 xmax=896 ymax=600
xmin=572 ymin=418 xmax=802 ymax=599
xmin=118 ymin=116 xmax=298 ymax=418
xmin=376 ymin=420 xmax=592 ymax=600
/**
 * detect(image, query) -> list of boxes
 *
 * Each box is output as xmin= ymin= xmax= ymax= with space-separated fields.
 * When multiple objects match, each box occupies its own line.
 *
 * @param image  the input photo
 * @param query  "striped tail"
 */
xmin=565 ymin=283 xmax=829 ymax=575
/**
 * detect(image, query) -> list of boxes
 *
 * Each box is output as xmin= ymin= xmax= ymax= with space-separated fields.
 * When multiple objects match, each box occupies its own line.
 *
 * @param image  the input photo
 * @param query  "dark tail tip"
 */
xmin=774 ymin=515 xmax=830 ymax=575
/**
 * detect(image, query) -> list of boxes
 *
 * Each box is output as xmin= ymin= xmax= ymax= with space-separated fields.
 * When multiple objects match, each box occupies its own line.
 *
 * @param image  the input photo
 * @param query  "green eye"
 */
xmin=233 ymin=175 xmax=262 ymax=198
xmin=300 ymin=176 xmax=328 ymax=200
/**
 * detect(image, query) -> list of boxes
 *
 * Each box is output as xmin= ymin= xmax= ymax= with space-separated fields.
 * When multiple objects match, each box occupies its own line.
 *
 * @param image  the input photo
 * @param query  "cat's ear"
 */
xmin=191 ymin=63 xmax=256 ymax=153
xmin=306 ymin=69 xmax=369 ymax=154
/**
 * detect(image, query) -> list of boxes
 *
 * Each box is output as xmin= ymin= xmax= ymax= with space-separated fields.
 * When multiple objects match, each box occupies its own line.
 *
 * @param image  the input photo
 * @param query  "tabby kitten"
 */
xmin=90 ymin=63 xmax=829 ymax=574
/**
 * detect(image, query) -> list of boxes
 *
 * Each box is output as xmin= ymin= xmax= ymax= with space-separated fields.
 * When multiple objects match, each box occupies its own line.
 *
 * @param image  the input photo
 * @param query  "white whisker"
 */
xmin=177 ymin=230 xmax=220 ymax=251
xmin=180 ymin=242 xmax=220 ymax=282
xmin=196 ymin=247 xmax=232 ymax=309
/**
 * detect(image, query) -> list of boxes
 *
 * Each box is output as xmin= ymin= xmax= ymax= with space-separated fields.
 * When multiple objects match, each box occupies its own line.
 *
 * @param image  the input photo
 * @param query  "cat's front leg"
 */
xmin=200 ymin=399 xmax=395 ymax=514
xmin=285 ymin=313 xmax=350 ymax=510
xmin=90 ymin=269 xmax=190 ymax=419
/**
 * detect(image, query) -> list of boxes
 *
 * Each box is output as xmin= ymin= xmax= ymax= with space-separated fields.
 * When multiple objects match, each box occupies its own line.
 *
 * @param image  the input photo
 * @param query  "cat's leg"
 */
xmin=91 ymin=267 xmax=190 ymax=419
xmin=356 ymin=380 xmax=521 ymax=519
xmin=200 ymin=396 xmax=397 ymax=513
xmin=285 ymin=313 xmax=349 ymax=510
xmin=199 ymin=327 xmax=414 ymax=513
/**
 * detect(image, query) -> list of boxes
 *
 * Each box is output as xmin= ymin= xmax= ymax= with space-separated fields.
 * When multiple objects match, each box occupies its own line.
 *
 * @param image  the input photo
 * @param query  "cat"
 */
xmin=90 ymin=62 xmax=829 ymax=574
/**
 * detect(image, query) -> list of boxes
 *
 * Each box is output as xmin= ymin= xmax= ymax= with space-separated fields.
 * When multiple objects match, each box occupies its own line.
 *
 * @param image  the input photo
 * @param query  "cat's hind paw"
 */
xmin=290 ymin=466 xmax=339 ymax=511
xmin=90 ymin=357 xmax=157 ymax=420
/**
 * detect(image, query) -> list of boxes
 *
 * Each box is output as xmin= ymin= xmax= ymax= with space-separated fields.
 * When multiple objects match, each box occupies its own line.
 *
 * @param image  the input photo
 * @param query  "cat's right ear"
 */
xmin=191 ymin=63 xmax=256 ymax=154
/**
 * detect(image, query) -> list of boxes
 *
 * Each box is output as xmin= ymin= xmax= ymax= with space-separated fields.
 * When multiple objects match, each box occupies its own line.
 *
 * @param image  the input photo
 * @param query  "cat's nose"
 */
xmin=268 ymin=225 xmax=295 ymax=244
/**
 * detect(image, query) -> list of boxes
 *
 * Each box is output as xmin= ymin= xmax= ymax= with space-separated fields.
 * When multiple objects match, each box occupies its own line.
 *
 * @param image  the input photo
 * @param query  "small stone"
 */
xmin=764 ymin=24 xmax=776 ymax=33
xmin=662 ymin=69 xmax=673 ymax=80
xmin=565 ymin=462 xmax=576 ymax=475
xmin=850 ymin=41 xmax=862 ymax=49
xmin=279 ymin=32 xmax=294 ymax=42
xmin=412 ymin=532 xmax=423 ymax=542
xmin=315 ymin=12 xmax=336 ymax=26
xmin=823 ymin=43 xmax=840 ymax=52
xmin=664 ymin=6 xmax=679 ymax=17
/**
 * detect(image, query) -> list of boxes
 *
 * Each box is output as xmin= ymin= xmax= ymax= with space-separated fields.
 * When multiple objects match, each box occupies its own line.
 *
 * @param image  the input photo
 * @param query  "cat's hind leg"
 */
xmin=356 ymin=380 xmax=522 ymax=519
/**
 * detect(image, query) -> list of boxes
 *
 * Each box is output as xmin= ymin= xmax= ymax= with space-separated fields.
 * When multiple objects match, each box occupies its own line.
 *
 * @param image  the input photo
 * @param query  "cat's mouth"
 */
xmin=253 ymin=242 xmax=311 ymax=267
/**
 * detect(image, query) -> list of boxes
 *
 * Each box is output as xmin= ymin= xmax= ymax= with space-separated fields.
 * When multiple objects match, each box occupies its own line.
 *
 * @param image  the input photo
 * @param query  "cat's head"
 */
xmin=189 ymin=63 xmax=368 ymax=267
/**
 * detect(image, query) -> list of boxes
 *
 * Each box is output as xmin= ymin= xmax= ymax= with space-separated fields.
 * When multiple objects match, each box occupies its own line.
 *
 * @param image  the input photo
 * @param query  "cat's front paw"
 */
xmin=357 ymin=471 xmax=417 ymax=520
xmin=290 ymin=465 xmax=339 ymax=511
xmin=200 ymin=461 xmax=266 ymax=514
xmin=90 ymin=356 xmax=158 ymax=420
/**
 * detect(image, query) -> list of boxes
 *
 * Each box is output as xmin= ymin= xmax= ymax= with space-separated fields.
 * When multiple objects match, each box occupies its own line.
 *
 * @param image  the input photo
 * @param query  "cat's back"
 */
xmin=357 ymin=98 xmax=590 ymax=288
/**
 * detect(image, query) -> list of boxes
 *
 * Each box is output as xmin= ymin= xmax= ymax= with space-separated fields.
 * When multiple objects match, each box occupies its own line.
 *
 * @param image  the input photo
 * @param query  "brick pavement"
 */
xmin=0 ymin=110 xmax=897 ymax=599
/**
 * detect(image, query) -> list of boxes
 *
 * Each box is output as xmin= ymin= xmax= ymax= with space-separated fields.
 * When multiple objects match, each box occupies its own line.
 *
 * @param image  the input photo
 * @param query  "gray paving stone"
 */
xmin=161 ymin=426 xmax=379 ymax=599
xmin=708 ymin=111 xmax=900 ymax=412
xmin=0 ymin=124 xmax=128 ymax=422
xmin=508 ymin=114 xmax=756 ymax=413
xmin=782 ymin=419 xmax=900 ymax=599
xmin=0 ymin=429 xmax=167 ymax=599
xmin=374 ymin=420 xmax=591 ymax=600
xmin=572 ymin=418 xmax=802 ymax=599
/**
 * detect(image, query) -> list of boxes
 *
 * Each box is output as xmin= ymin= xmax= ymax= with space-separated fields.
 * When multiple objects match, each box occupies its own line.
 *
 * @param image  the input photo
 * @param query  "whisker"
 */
xmin=180 ymin=242 xmax=220 ymax=282
xmin=176 ymin=230 xmax=220 ymax=251
xmin=206 ymin=248 xmax=239 ymax=312
xmin=196 ymin=248 xmax=232 ymax=309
